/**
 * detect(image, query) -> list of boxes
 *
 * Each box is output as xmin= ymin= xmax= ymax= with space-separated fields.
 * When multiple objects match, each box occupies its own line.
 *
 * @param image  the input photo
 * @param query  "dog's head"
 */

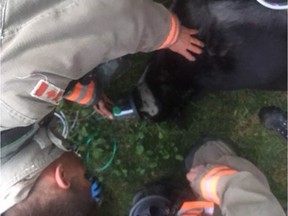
xmin=132 ymin=50 xmax=198 ymax=122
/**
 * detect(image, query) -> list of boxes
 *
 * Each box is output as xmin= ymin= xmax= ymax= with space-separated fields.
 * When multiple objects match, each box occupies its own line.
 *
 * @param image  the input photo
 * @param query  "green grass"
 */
xmin=59 ymin=53 xmax=287 ymax=215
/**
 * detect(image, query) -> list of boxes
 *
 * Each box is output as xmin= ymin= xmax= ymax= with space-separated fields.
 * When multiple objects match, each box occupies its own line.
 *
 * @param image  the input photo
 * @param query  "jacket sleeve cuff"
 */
xmin=158 ymin=13 xmax=180 ymax=49
xmin=199 ymin=165 xmax=238 ymax=205
xmin=189 ymin=165 xmax=238 ymax=205
xmin=64 ymin=77 xmax=102 ymax=106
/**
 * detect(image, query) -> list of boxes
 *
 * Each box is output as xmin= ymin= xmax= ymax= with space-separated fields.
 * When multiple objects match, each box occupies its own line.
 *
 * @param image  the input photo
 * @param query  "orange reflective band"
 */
xmin=77 ymin=81 xmax=95 ymax=105
xmin=199 ymin=166 xmax=228 ymax=204
xmin=64 ymin=82 xmax=83 ymax=101
xmin=180 ymin=201 xmax=214 ymax=210
xmin=170 ymin=15 xmax=180 ymax=46
xmin=200 ymin=166 xmax=230 ymax=198
xmin=181 ymin=211 xmax=202 ymax=216
xmin=200 ymin=166 xmax=237 ymax=205
xmin=181 ymin=209 xmax=203 ymax=216
xmin=178 ymin=201 xmax=214 ymax=216
xmin=159 ymin=14 xmax=180 ymax=49
xmin=208 ymin=170 xmax=237 ymax=204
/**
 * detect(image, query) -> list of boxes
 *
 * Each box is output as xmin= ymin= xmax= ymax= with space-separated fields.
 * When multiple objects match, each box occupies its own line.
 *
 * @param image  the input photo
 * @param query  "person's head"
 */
xmin=3 ymin=152 xmax=97 ymax=216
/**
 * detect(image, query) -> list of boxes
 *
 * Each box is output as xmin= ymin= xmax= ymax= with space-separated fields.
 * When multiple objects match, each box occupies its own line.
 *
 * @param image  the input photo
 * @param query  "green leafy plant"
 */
xmin=58 ymin=52 xmax=287 ymax=215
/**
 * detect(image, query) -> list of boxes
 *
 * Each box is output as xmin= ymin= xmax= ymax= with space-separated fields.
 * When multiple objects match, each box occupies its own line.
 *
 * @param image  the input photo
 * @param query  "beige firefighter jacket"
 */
xmin=0 ymin=0 xmax=179 ymax=213
xmin=184 ymin=139 xmax=285 ymax=216
xmin=1 ymin=0 xmax=179 ymax=131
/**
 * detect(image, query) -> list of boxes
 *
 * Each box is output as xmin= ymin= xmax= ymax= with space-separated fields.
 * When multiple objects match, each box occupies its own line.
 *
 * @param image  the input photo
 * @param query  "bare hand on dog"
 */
xmin=169 ymin=26 xmax=204 ymax=61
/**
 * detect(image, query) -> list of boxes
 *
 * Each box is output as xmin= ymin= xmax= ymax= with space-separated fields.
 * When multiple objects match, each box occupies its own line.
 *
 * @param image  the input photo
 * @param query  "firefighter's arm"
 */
xmin=106 ymin=0 xmax=203 ymax=61
xmin=64 ymin=73 xmax=114 ymax=119
xmin=186 ymin=165 xmax=285 ymax=216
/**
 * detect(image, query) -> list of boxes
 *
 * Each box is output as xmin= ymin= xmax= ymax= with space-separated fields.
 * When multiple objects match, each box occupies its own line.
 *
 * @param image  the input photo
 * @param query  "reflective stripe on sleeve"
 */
xmin=64 ymin=81 xmax=96 ymax=105
xmin=158 ymin=14 xmax=180 ymax=49
xmin=77 ymin=81 xmax=95 ymax=105
xmin=64 ymin=82 xmax=82 ymax=101
xmin=177 ymin=201 xmax=214 ymax=216
xmin=200 ymin=166 xmax=238 ymax=205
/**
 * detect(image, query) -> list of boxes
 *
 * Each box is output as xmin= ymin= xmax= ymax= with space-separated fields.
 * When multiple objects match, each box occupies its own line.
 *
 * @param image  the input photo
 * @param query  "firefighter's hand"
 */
xmin=93 ymin=95 xmax=114 ymax=120
xmin=168 ymin=26 xmax=204 ymax=61
xmin=186 ymin=165 xmax=205 ymax=183
xmin=186 ymin=165 xmax=206 ymax=196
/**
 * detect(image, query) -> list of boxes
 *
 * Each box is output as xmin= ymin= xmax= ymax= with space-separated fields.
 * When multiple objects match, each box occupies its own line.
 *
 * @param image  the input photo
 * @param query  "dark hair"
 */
xmin=4 ymin=176 xmax=97 ymax=216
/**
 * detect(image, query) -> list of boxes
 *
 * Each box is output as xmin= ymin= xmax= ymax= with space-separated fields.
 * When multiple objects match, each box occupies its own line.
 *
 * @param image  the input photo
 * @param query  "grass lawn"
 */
xmin=59 ymin=52 xmax=287 ymax=215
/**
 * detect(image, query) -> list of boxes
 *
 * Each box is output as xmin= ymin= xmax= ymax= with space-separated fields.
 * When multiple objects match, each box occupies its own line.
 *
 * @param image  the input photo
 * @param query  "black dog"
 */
xmin=133 ymin=0 xmax=287 ymax=121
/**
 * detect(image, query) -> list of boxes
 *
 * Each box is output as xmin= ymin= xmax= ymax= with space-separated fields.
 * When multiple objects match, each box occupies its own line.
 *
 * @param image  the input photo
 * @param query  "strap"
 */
xmin=0 ymin=124 xmax=39 ymax=163
xmin=1 ymin=124 xmax=35 ymax=148
xmin=0 ymin=111 xmax=55 ymax=159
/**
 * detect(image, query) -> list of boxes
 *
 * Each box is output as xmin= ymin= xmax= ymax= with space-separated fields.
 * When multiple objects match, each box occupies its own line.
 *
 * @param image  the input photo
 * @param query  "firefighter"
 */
xmin=182 ymin=137 xmax=285 ymax=216
xmin=1 ymin=0 xmax=204 ymax=215
xmin=1 ymin=0 xmax=204 ymax=127
xmin=129 ymin=137 xmax=285 ymax=216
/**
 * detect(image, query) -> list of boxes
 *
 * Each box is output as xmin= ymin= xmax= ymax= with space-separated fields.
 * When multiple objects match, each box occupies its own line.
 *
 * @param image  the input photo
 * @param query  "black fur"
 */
xmin=134 ymin=0 xmax=287 ymax=121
